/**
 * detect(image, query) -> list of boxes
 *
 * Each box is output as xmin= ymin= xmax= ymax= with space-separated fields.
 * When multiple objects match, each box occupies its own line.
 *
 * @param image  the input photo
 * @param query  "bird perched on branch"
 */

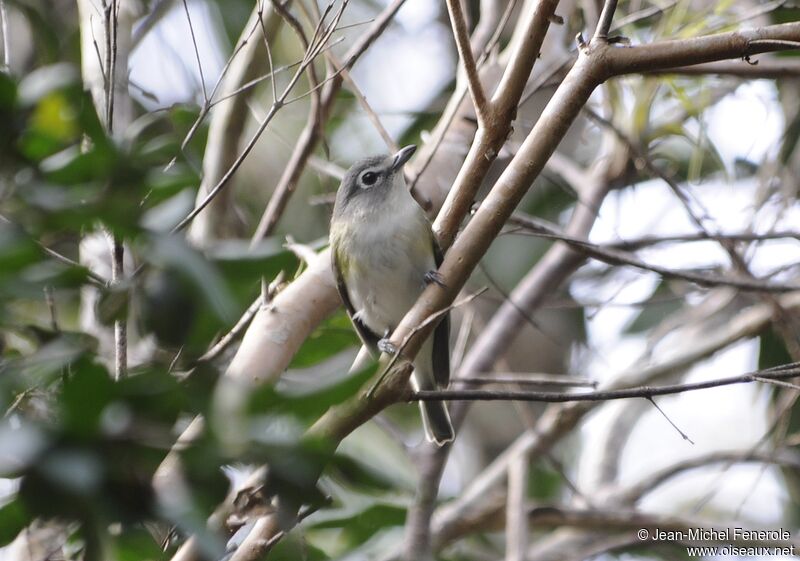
xmin=330 ymin=145 xmax=454 ymax=445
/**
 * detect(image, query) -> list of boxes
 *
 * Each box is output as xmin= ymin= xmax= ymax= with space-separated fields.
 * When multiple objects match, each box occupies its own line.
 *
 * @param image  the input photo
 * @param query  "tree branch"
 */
xmin=608 ymin=22 xmax=800 ymax=76
xmin=434 ymin=0 xmax=561 ymax=249
xmin=505 ymin=455 xmax=529 ymax=561
xmin=410 ymin=364 xmax=800 ymax=402
xmin=648 ymin=57 xmax=800 ymax=79
xmin=445 ymin=0 xmax=489 ymax=125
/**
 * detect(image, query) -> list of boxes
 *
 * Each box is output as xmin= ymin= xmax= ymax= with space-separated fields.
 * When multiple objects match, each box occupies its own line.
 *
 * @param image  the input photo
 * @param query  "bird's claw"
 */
xmin=378 ymin=338 xmax=398 ymax=356
xmin=424 ymin=270 xmax=446 ymax=288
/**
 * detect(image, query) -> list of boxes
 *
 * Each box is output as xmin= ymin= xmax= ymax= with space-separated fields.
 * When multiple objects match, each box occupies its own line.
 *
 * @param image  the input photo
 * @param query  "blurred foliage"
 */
xmin=0 ymin=46 xmax=378 ymax=558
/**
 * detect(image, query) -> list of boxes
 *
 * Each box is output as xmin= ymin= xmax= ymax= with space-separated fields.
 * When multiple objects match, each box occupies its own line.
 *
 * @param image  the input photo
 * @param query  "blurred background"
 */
xmin=1 ymin=0 xmax=799 ymax=560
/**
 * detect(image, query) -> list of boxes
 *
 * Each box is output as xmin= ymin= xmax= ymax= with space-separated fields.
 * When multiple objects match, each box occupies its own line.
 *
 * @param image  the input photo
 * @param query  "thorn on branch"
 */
xmin=548 ymin=13 xmax=564 ymax=25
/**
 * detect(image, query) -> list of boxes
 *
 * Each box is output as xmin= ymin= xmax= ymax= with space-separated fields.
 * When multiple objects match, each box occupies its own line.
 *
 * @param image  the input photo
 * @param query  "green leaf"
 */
xmin=758 ymin=327 xmax=792 ymax=371
xmin=0 ymin=499 xmax=31 ymax=546
xmin=310 ymin=501 xmax=406 ymax=547
xmin=0 ymin=70 xmax=17 ymax=109
xmin=207 ymin=238 xmax=298 ymax=306
xmin=248 ymin=360 xmax=378 ymax=421
xmin=144 ymin=234 xmax=237 ymax=324
xmin=112 ymin=526 xmax=168 ymax=561
xmin=290 ymin=311 xmax=360 ymax=369
xmin=327 ymin=451 xmax=400 ymax=492
xmin=61 ymin=359 xmax=114 ymax=438
xmin=39 ymin=145 xmax=115 ymax=184
xmin=0 ymin=222 xmax=41 ymax=276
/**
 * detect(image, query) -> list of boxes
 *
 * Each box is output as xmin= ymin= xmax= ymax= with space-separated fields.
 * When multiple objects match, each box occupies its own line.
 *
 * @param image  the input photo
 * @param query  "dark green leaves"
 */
xmin=0 ymin=499 xmax=31 ymax=546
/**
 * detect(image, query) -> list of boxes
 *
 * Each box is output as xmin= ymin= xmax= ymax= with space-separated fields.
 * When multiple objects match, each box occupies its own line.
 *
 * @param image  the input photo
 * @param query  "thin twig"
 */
xmin=593 ymin=0 xmax=619 ymax=40
xmin=503 ymin=210 xmax=800 ymax=293
xmin=452 ymin=374 xmax=597 ymax=388
xmin=330 ymin=53 xmax=396 ymax=151
xmin=176 ymin=0 xmax=352 ymax=235
xmin=647 ymin=396 xmax=694 ymax=444
xmin=444 ymin=0 xmax=489 ymax=124
xmin=0 ymin=215 xmax=108 ymax=286
xmin=248 ymin=0 xmax=407 ymax=244
xmin=620 ymin=449 xmax=800 ymax=503
xmin=197 ymin=297 xmax=262 ymax=364
xmin=182 ymin=0 xmax=208 ymax=103
xmin=410 ymin=364 xmax=800 ymax=403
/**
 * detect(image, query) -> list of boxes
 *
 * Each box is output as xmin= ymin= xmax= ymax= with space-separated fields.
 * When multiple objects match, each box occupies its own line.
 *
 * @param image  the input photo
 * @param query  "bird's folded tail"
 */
xmin=419 ymin=400 xmax=454 ymax=446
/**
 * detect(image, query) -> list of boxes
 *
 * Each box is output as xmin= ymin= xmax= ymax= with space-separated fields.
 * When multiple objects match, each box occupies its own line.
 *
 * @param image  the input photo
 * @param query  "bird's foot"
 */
xmin=424 ymin=270 xmax=446 ymax=288
xmin=378 ymin=337 xmax=398 ymax=356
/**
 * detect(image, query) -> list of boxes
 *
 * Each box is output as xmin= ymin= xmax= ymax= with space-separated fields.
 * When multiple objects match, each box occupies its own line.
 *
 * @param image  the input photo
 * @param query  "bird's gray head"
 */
xmin=333 ymin=145 xmax=416 ymax=216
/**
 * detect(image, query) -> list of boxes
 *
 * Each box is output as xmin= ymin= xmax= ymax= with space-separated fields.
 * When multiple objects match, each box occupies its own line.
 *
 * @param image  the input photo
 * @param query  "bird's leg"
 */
xmin=424 ymin=270 xmax=446 ymax=288
xmin=378 ymin=329 xmax=398 ymax=355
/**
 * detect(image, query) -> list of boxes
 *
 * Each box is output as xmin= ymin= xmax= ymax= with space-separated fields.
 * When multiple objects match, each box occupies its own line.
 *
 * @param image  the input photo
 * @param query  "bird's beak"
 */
xmin=391 ymin=145 xmax=417 ymax=172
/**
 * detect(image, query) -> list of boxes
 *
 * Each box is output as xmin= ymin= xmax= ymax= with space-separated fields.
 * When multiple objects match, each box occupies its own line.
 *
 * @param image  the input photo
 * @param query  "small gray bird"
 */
xmin=330 ymin=145 xmax=454 ymax=445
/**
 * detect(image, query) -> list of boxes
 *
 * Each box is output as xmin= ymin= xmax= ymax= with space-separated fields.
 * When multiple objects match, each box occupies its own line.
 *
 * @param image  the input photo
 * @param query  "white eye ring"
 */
xmin=360 ymin=171 xmax=379 ymax=188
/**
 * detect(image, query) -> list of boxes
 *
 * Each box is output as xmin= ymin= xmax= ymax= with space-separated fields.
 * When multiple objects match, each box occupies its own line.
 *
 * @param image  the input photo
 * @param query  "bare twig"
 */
xmin=173 ymin=8 xmax=330 ymax=234
xmin=0 ymin=214 xmax=109 ymax=286
xmin=452 ymin=374 xmax=597 ymax=388
xmin=646 ymin=396 xmax=694 ymax=444
xmin=331 ymin=54 xmax=396 ymax=151
xmin=181 ymin=0 xmax=208 ymax=103
xmin=445 ymin=0 xmax=489 ymax=124
xmin=593 ymin=0 xmax=618 ymax=41
xmin=247 ymin=0 xmax=407 ymax=244
xmin=197 ymin=298 xmax=261 ymax=365
xmin=411 ymin=365 xmax=800 ymax=402
xmin=186 ymin=5 xmax=280 ymax=245
xmin=506 ymin=211 xmax=800 ymax=293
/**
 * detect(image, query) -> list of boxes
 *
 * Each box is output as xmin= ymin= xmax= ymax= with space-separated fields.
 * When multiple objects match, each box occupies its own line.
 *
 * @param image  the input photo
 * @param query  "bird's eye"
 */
xmin=360 ymin=171 xmax=378 ymax=187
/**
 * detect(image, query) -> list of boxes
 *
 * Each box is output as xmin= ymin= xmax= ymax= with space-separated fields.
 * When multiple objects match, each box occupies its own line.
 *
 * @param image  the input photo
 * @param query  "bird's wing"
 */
xmin=431 ymin=235 xmax=451 ymax=388
xmin=331 ymin=245 xmax=381 ymax=355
